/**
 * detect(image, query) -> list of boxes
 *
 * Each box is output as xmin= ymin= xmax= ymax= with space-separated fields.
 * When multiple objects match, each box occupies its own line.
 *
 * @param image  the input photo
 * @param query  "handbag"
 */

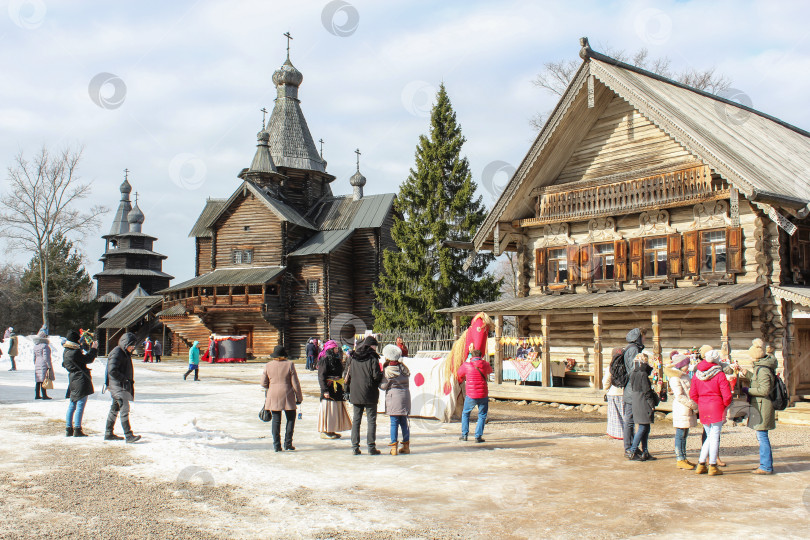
xmin=258 ymin=407 xmax=271 ymax=422
xmin=42 ymin=370 xmax=54 ymax=390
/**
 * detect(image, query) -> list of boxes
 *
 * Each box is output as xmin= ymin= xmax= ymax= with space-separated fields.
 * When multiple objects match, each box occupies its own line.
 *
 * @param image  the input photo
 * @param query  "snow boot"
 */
xmin=368 ymin=447 xmax=382 ymax=455
xmin=389 ymin=442 xmax=398 ymax=456
xmin=66 ymin=427 xmax=73 ymax=437
xmin=122 ymin=421 xmax=141 ymax=443
xmin=73 ymin=428 xmax=87 ymax=437
xmin=708 ymin=464 xmax=723 ymax=476
xmin=695 ymin=463 xmax=708 ymax=474
xmin=399 ymin=441 xmax=410 ymax=455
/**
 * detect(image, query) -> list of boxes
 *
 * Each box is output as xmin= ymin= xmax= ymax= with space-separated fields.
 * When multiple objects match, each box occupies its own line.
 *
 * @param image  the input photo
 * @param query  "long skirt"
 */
xmin=606 ymin=395 xmax=624 ymax=439
xmin=318 ymin=399 xmax=352 ymax=433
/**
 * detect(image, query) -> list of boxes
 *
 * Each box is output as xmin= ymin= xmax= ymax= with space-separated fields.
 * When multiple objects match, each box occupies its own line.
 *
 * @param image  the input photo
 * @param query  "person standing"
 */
xmin=744 ymin=339 xmax=777 ymax=475
xmin=184 ymin=340 xmax=201 ymax=381
xmin=667 ymin=354 xmax=698 ymax=470
xmin=317 ymin=340 xmax=351 ymax=440
xmin=622 ymin=328 xmax=645 ymax=456
xmin=395 ymin=336 xmax=409 ymax=359
xmin=306 ymin=338 xmax=317 ymax=371
xmin=457 ymin=349 xmax=493 ymax=443
xmin=602 ymin=348 xmax=625 ymax=440
xmin=153 ymin=340 xmax=163 ymax=363
xmin=33 ymin=329 xmax=54 ymax=400
xmin=380 ymin=344 xmax=411 ymax=455
xmin=104 ymin=332 xmax=141 ymax=443
xmin=345 ymin=335 xmax=383 ymax=455
xmin=626 ymin=353 xmax=657 ymax=461
xmin=143 ymin=337 xmax=153 ymax=363
xmin=7 ymin=330 xmax=18 ymax=371
xmin=63 ymin=330 xmax=99 ymax=437
xmin=690 ymin=349 xmax=732 ymax=476
xmin=3 ymin=326 xmax=11 ymax=339
xmin=261 ymin=346 xmax=303 ymax=452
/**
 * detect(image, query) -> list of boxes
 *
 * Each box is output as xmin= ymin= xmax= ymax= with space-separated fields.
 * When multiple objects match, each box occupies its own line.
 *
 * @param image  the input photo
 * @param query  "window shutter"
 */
xmin=790 ymin=230 xmax=802 ymax=274
xmin=580 ymin=244 xmax=593 ymax=284
xmin=629 ymin=237 xmax=643 ymax=280
xmin=726 ymin=226 xmax=743 ymax=273
xmin=567 ymin=244 xmax=581 ymax=284
xmin=535 ymin=248 xmax=547 ymax=286
xmin=667 ymin=233 xmax=683 ymax=278
xmin=683 ymin=230 xmax=699 ymax=276
xmin=614 ymin=239 xmax=628 ymax=282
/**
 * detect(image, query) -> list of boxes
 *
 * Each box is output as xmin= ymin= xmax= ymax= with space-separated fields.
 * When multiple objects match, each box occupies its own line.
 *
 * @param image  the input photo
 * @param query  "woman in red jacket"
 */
xmin=690 ymin=353 xmax=733 ymax=476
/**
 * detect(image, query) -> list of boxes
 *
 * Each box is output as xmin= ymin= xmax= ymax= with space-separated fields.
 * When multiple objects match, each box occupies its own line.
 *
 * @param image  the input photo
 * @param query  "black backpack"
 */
xmin=768 ymin=368 xmax=789 ymax=411
xmin=609 ymin=348 xmax=628 ymax=388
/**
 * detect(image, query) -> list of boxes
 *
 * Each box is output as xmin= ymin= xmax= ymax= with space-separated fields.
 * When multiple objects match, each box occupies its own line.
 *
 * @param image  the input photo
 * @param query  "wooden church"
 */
xmin=158 ymin=48 xmax=396 ymax=358
xmin=441 ymin=38 xmax=810 ymax=419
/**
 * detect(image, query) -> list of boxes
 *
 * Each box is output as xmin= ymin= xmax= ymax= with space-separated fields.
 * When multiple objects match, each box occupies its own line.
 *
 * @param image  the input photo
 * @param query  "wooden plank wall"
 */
xmin=196 ymin=238 xmax=212 ymax=276
xmin=214 ymin=193 xmax=284 ymax=267
xmin=327 ymin=237 xmax=355 ymax=327
xmin=351 ymin=229 xmax=378 ymax=329
xmin=205 ymin=311 xmax=279 ymax=357
xmin=556 ymin=95 xmax=696 ymax=184
xmin=287 ymin=254 xmax=326 ymax=358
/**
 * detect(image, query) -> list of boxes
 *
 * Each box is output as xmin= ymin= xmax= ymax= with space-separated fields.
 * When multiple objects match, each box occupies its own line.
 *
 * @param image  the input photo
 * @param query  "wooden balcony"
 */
xmin=518 ymin=165 xmax=728 ymax=227
xmin=163 ymin=293 xmax=269 ymax=314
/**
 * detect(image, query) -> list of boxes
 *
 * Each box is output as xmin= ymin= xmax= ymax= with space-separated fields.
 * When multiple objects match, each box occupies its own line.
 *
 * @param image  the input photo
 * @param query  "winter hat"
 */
xmin=671 ymin=354 xmax=690 ymax=370
xmin=698 ymin=345 xmax=713 ymax=358
xmin=66 ymin=330 xmax=80 ymax=343
xmin=669 ymin=350 xmax=679 ymax=359
xmin=748 ymin=338 xmax=765 ymax=360
xmin=37 ymin=329 xmax=47 ymax=339
xmin=382 ymin=344 xmax=402 ymax=362
xmin=704 ymin=349 xmax=721 ymax=364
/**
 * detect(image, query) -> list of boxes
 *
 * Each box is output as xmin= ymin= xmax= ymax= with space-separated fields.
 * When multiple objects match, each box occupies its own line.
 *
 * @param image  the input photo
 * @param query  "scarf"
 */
xmin=318 ymin=339 xmax=339 ymax=362
xmin=696 ymin=365 xmax=722 ymax=381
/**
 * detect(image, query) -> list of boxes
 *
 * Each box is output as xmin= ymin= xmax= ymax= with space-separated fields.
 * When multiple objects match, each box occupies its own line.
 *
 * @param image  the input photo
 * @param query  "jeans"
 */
xmin=756 ymin=430 xmax=773 ymax=472
xmin=66 ymin=396 xmax=88 ymax=429
xmin=629 ymin=423 xmax=650 ymax=454
xmin=674 ymin=428 xmax=690 ymax=460
xmin=390 ymin=415 xmax=410 ymax=443
xmin=184 ymin=365 xmax=199 ymax=380
xmin=306 ymin=356 xmax=315 ymax=370
xmin=699 ymin=422 xmax=723 ymax=465
xmin=271 ymin=410 xmax=296 ymax=449
xmin=351 ymin=404 xmax=378 ymax=450
xmin=622 ymin=398 xmax=635 ymax=451
xmin=107 ymin=396 xmax=132 ymax=434
xmin=461 ymin=396 xmax=488 ymax=439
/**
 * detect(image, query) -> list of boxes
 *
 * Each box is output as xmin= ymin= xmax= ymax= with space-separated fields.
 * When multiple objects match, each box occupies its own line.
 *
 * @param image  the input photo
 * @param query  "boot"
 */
xmin=104 ymin=412 xmax=122 ymax=440
xmin=752 ymin=468 xmax=773 ymax=475
xmin=640 ymin=451 xmax=657 ymax=461
xmin=715 ymin=458 xmax=727 ymax=467
xmin=677 ymin=459 xmax=695 ymax=470
xmin=368 ymin=447 xmax=382 ymax=455
xmin=73 ymin=427 xmax=87 ymax=437
xmin=66 ymin=427 xmax=73 ymax=437
xmin=628 ymin=450 xmax=643 ymax=461
xmin=684 ymin=459 xmax=697 ymax=468
xmin=35 ymin=383 xmax=42 ymax=399
xmin=41 ymin=391 xmax=52 ymax=400
xmin=399 ymin=441 xmax=410 ymax=455
xmin=708 ymin=464 xmax=723 ymax=476
xmin=389 ymin=442 xmax=398 ymax=456
xmin=183 ymin=371 xmax=189 ymax=380
xmin=122 ymin=420 xmax=141 ymax=443
xmin=695 ymin=463 xmax=708 ymax=474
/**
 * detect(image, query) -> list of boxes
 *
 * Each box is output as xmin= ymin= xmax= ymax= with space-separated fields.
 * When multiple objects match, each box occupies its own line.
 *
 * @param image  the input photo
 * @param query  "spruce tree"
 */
xmin=21 ymin=233 xmax=96 ymax=335
xmin=374 ymin=84 xmax=501 ymax=330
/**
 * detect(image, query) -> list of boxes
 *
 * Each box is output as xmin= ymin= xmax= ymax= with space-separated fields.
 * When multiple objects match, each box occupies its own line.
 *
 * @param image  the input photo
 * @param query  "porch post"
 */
xmin=592 ymin=311 xmax=603 ymax=390
xmin=494 ymin=314 xmax=503 ymax=385
xmin=452 ymin=314 xmax=461 ymax=340
xmin=228 ymin=286 xmax=233 ymax=305
xmin=541 ymin=313 xmax=551 ymax=387
xmin=651 ymin=310 xmax=661 ymax=364
xmin=719 ymin=307 xmax=731 ymax=359
xmin=781 ymin=300 xmax=795 ymax=401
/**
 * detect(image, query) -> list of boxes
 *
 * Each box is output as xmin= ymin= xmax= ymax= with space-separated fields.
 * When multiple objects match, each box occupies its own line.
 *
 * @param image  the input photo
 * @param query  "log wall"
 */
xmin=214 ymin=193 xmax=284 ymax=268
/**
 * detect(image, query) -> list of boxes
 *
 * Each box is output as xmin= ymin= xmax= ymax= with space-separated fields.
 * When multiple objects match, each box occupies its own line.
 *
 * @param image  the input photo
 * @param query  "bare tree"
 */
xmin=495 ymin=252 xmax=520 ymax=299
xmin=0 ymin=146 xmax=107 ymax=330
xmin=530 ymin=46 xmax=731 ymax=130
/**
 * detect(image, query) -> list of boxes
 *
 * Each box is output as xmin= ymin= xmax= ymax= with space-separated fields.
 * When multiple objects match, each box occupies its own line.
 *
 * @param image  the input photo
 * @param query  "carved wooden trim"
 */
xmin=689 ymin=200 xmax=731 ymax=230
xmin=585 ymin=217 xmax=623 ymax=242
xmin=631 ymin=209 xmax=674 ymax=237
xmin=539 ymin=223 xmax=573 ymax=247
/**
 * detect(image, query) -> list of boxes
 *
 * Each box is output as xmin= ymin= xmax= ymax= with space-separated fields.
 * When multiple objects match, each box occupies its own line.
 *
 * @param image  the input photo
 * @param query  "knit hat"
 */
xmin=669 ymin=350 xmax=679 ymax=359
xmin=66 ymin=330 xmax=80 ymax=343
xmin=748 ymin=338 xmax=765 ymax=360
xmin=671 ymin=354 xmax=690 ymax=370
xmin=698 ymin=345 xmax=713 ymax=358
xmin=382 ymin=344 xmax=402 ymax=362
xmin=704 ymin=349 xmax=721 ymax=364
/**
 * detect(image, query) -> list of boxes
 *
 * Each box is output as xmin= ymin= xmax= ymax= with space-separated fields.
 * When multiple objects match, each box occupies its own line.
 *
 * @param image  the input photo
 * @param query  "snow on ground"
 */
xmin=1 ymin=353 xmax=810 ymax=538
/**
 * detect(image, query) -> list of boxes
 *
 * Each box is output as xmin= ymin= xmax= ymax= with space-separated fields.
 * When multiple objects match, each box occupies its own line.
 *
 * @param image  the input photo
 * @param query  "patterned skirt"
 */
xmin=606 ymin=395 xmax=624 ymax=439
xmin=318 ymin=399 xmax=352 ymax=433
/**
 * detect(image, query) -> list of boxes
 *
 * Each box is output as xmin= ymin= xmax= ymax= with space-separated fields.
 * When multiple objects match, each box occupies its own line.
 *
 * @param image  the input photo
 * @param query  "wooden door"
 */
xmin=795 ymin=327 xmax=810 ymax=393
xmin=234 ymin=327 xmax=254 ymax=354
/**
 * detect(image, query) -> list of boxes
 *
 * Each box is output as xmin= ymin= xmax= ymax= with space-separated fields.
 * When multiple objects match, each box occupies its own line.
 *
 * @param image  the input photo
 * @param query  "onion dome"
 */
xmin=272 ymin=57 xmax=304 ymax=88
xmin=350 ymin=170 xmax=366 ymax=188
xmin=127 ymin=201 xmax=144 ymax=225
xmin=120 ymin=178 xmax=132 ymax=196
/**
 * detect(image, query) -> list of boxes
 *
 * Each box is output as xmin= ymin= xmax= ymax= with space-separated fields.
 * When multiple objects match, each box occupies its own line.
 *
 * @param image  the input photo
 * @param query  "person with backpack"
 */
xmin=626 ymin=353 xmax=657 ymax=461
xmin=621 ymin=328 xmax=645 ymax=455
xmin=345 ymin=335 xmax=383 ymax=455
xmin=457 ymin=349 xmax=493 ymax=443
xmin=743 ymin=339 xmax=779 ymax=475
xmin=603 ymin=347 xmax=626 ymax=440
xmin=689 ymin=347 xmax=732 ymax=476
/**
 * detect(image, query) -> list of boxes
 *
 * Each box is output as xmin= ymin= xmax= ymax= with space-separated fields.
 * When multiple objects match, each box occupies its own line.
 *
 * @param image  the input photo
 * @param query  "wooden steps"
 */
xmin=161 ymin=315 xmax=212 ymax=353
xmin=487 ymin=383 xmax=673 ymax=412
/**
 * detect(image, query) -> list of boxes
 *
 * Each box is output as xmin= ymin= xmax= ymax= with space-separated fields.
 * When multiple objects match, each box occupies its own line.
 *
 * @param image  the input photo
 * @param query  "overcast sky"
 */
xmin=2 ymin=0 xmax=810 ymax=284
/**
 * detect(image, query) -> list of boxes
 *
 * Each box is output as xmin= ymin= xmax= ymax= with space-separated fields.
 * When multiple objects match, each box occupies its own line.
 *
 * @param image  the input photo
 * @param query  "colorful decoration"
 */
xmin=444 ymin=312 xmax=494 ymax=382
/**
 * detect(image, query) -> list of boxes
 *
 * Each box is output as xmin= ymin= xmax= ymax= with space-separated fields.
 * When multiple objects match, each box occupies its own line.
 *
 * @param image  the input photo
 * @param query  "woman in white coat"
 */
xmin=667 ymin=354 xmax=698 ymax=470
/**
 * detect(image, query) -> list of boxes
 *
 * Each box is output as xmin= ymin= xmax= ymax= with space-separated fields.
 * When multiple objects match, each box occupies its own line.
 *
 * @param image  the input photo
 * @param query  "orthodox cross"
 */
xmin=354 ymin=148 xmax=361 ymax=171
xmin=134 ymin=192 xmax=139 ymax=204
xmin=123 ymin=168 xmax=129 ymax=180
xmin=319 ymin=138 xmax=324 ymax=158
xmin=283 ymin=32 xmax=293 ymax=58
xmin=260 ymin=107 xmax=268 ymax=129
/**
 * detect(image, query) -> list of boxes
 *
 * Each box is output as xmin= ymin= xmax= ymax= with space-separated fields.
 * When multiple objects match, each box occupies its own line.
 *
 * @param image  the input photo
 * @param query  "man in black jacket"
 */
xmin=622 ymin=328 xmax=646 ymax=456
xmin=104 ymin=332 xmax=141 ymax=443
xmin=346 ymin=335 xmax=382 ymax=455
